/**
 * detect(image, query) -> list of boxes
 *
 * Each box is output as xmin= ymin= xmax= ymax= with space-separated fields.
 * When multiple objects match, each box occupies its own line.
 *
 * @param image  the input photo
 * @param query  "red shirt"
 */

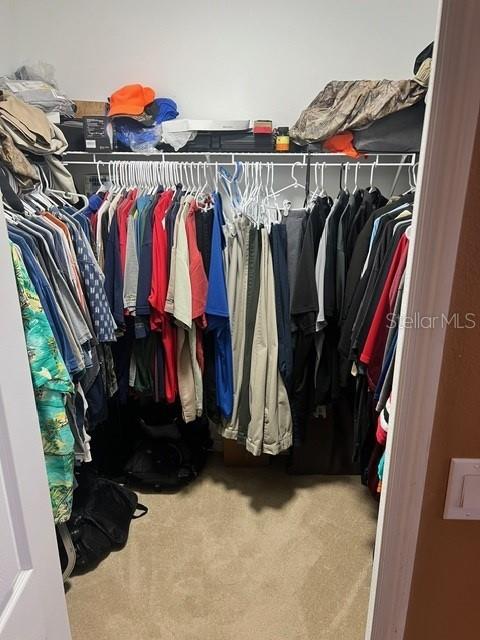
xmin=149 ymin=190 xmax=177 ymax=403
xmin=360 ymin=233 xmax=409 ymax=389
xmin=376 ymin=421 xmax=387 ymax=446
xmin=117 ymin=189 xmax=137 ymax=274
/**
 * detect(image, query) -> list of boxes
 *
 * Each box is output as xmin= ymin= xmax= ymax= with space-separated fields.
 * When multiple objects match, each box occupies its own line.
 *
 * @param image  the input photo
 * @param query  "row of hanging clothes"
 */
xmin=2 ymin=154 xmax=417 ymax=524
xmin=3 ymin=166 xmax=115 ymax=525
xmin=215 ymin=158 xmax=417 ymax=479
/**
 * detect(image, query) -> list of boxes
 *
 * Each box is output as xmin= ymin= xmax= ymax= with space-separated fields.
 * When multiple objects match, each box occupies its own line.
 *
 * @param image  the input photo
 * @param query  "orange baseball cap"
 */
xmin=108 ymin=84 xmax=155 ymax=117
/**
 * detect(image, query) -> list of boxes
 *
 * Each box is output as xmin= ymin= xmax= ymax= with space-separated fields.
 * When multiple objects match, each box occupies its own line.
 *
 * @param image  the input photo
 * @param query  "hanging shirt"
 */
xmin=165 ymin=196 xmax=192 ymax=328
xmin=289 ymin=196 xmax=330 ymax=333
xmin=123 ymin=198 xmax=141 ymax=314
xmin=350 ymin=218 xmax=411 ymax=360
xmin=338 ymin=194 xmax=414 ymax=362
xmin=61 ymin=212 xmax=118 ymax=342
xmin=150 ymin=190 xmax=174 ymax=331
xmin=149 ymin=189 xmax=177 ymax=403
xmin=117 ymin=189 xmax=137 ymax=274
xmin=323 ymin=190 xmax=349 ymax=321
xmin=9 ymin=231 xmax=79 ymax=375
xmin=185 ymin=199 xmax=209 ymax=417
xmin=103 ymin=212 xmax=125 ymax=332
xmin=185 ymin=200 xmax=208 ymax=324
xmin=136 ymin=194 xmax=157 ymax=318
xmin=205 ymin=192 xmax=234 ymax=419
xmin=95 ymin=192 xmax=113 ymax=270
xmin=195 ymin=206 xmax=214 ymax=277
xmin=16 ymin=216 xmax=93 ymax=351
xmin=10 ymin=242 xmax=75 ymax=524
xmin=360 ymin=232 xmax=409 ymax=388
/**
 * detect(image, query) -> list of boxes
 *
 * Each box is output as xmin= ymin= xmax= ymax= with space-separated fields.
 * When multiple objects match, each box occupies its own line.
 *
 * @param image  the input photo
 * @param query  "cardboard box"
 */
xmin=75 ymin=100 xmax=107 ymax=118
xmin=223 ymin=439 xmax=270 ymax=467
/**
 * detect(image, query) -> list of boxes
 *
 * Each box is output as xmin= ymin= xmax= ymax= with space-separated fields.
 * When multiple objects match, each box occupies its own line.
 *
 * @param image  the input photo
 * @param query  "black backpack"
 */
xmin=124 ymin=416 xmax=211 ymax=492
xmin=66 ymin=471 xmax=147 ymax=575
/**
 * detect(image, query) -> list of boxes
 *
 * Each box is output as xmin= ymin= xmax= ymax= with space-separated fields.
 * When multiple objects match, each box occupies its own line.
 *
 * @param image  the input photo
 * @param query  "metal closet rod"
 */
xmin=63 ymin=154 xmax=417 ymax=169
xmin=63 ymin=151 xmax=416 ymax=158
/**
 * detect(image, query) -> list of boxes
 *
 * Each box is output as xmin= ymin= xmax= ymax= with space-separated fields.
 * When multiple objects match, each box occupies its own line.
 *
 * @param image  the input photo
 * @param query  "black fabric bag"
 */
xmin=68 ymin=472 xmax=147 ymax=574
xmin=124 ymin=417 xmax=211 ymax=492
xmin=353 ymin=101 xmax=425 ymax=153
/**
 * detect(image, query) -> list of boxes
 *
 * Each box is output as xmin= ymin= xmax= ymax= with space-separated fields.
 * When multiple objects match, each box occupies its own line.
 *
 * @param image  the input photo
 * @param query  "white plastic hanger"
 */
xmin=305 ymin=162 xmax=320 ymax=209
xmin=262 ymin=162 xmax=280 ymax=225
xmin=403 ymin=164 xmax=415 ymax=194
xmin=2 ymin=199 xmax=20 ymax=223
xmin=165 ymin=162 xmax=171 ymax=189
xmin=256 ymin=163 xmax=266 ymax=226
xmin=17 ymin=195 xmax=36 ymax=216
xmin=189 ymin=162 xmax=196 ymax=195
xmin=239 ymin=161 xmax=250 ymax=212
xmin=369 ymin=159 xmax=377 ymax=191
xmin=270 ymin=161 xmax=303 ymax=200
xmin=353 ymin=162 xmax=360 ymax=193
xmin=247 ymin=163 xmax=261 ymax=225
xmin=343 ymin=161 xmax=350 ymax=192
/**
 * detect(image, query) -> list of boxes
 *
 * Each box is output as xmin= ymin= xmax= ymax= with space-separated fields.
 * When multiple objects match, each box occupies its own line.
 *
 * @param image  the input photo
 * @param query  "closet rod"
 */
xmin=63 ymin=159 xmax=417 ymax=168
xmin=63 ymin=151 xmax=416 ymax=157
xmin=63 ymin=151 xmax=417 ymax=165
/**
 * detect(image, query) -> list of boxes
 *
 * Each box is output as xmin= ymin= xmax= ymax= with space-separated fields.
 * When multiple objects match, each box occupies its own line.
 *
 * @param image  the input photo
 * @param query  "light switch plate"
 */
xmin=444 ymin=458 xmax=480 ymax=520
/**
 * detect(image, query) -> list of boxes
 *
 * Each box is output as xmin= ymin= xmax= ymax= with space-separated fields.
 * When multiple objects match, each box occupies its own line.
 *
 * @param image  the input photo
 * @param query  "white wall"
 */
xmin=6 ymin=0 xmax=439 ymax=126
xmin=0 ymin=0 xmax=16 ymax=71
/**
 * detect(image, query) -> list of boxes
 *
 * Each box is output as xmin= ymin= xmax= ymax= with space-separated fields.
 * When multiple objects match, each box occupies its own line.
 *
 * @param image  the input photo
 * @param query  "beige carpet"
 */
xmin=66 ymin=454 xmax=377 ymax=640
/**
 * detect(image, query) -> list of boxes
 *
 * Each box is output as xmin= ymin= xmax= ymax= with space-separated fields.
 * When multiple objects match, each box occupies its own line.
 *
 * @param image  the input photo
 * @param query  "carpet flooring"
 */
xmin=66 ymin=454 xmax=377 ymax=640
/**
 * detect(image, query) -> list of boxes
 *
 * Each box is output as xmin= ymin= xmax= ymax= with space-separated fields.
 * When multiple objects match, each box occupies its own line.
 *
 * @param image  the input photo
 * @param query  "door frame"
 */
xmin=366 ymin=1 xmax=480 ymax=637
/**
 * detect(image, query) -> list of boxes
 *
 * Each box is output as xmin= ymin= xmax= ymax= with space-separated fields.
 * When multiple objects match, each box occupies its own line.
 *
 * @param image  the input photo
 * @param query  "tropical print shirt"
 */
xmin=11 ymin=242 xmax=75 ymax=524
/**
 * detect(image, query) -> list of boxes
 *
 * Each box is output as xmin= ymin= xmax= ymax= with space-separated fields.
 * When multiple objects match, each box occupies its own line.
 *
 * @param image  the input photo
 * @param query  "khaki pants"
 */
xmin=168 ymin=196 xmax=203 ymax=423
xmin=177 ymin=324 xmax=203 ymax=423
xmin=220 ymin=218 xmax=250 ymax=440
xmin=246 ymin=229 xmax=293 ymax=456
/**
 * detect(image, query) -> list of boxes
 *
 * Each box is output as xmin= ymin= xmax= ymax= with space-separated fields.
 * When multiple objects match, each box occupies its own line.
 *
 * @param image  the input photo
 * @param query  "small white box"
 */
xmin=162 ymin=119 xmax=250 ymax=133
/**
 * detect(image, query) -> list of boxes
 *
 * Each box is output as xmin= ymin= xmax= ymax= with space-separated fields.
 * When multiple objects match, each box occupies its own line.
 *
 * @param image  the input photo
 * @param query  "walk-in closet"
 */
xmin=5 ymin=2 xmax=479 ymax=640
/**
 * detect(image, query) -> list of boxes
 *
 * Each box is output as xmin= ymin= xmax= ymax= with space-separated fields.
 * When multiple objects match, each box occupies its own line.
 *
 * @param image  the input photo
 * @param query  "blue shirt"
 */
xmin=9 ymin=230 xmax=78 ymax=376
xmin=374 ymin=333 xmax=397 ymax=401
xmin=104 ymin=212 xmax=125 ymax=330
xmin=136 ymin=196 xmax=155 ymax=318
xmin=205 ymin=193 xmax=234 ymax=419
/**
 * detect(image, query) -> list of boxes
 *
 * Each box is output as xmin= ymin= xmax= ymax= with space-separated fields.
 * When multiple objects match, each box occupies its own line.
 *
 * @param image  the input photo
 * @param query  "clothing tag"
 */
xmin=351 ymin=362 xmax=358 ymax=377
